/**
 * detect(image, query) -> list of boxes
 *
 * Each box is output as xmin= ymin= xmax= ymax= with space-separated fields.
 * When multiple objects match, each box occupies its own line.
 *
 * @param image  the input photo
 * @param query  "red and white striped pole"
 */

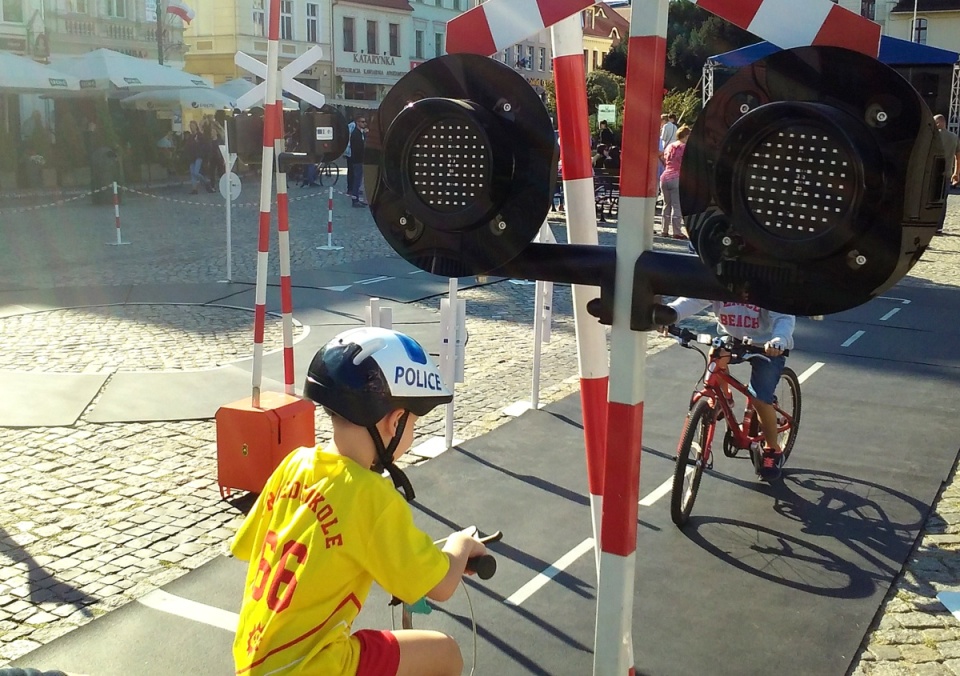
xmin=593 ymin=1 xmax=669 ymax=673
xmin=107 ymin=180 xmax=128 ymax=246
xmin=274 ymin=94 xmax=295 ymax=397
xmin=251 ymin=0 xmax=282 ymax=408
xmin=551 ymin=15 xmax=609 ymax=573
xmin=317 ymin=185 xmax=342 ymax=250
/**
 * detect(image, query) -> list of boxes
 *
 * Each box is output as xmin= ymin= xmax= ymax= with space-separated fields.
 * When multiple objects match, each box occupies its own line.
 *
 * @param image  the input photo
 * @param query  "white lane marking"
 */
xmin=639 ymin=469 xmax=688 ymax=507
xmin=502 ymin=357 xmax=834 ymax=608
xmin=356 ymin=275 xmax=393 ymax=285
xmin=841 ymin=331 xmax=865 ymax=348
xmin=321 ymin=285 xmax=353 ymax=292
xmin=937 ymin=591 xmax=960 ymax=621
xmin=138 ymin=589 xmax=239 ymax=632
xmin=504 ymin=538 xmax=595 ymax=606
xmin=797 ymin=362 xmax=824 ymax=384
xmin=880 ymin=308 xmax=901 ymax=321
xmin=878 ymin=296 xmax=911 ymax=304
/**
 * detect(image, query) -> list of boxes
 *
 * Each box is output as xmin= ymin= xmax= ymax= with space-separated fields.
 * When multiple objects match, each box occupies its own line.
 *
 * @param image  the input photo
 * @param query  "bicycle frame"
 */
xmin=690 ymin=352 xmax=794 ymax=455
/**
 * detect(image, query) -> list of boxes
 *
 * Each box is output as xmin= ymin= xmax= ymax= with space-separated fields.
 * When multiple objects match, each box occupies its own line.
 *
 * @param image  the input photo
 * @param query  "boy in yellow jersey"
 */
xmin=231 ymin=327 xmax=487 ymax=676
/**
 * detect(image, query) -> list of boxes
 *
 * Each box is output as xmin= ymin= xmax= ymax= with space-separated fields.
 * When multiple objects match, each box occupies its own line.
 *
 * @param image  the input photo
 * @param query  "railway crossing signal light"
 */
xmin=681 ymin=46 xmax=946 ymax=316
xmin=366 ymin=53 xmax=558 ymax=278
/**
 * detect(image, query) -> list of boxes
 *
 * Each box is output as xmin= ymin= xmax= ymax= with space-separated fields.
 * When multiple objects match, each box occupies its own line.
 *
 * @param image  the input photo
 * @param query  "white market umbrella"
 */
xmin=216 ymin=78 xmax=298 ymax=110
xmin=0 ymin=52 xmax=81 ymax=94
xmin=50 ymin=48 xmax=211 ymax=94
xmin=120 ymin=87 xmax=237 ymax=112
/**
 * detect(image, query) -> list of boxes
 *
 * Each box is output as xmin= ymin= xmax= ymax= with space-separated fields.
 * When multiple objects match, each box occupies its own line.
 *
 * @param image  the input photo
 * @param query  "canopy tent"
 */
xmin=120 ymin=87 xmax=237 ymax=112
xmin=703 ymin=35 xmax=960 ymax=132
xmin=50 ymin=49 xmax=211 ymax=95
xmin=0 ymin=52 xmax=81 ymax=94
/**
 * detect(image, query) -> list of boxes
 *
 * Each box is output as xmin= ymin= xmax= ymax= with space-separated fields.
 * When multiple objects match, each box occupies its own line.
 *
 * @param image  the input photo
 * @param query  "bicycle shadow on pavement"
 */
xmin=0 ymin=525 xmax=99 ymax=620
xmin=678 ymin=467 xmax=930 ymax=599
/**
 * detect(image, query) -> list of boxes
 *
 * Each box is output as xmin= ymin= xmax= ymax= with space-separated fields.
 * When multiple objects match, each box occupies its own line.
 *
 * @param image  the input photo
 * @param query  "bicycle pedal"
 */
xmin=404 ymin=598 xmax=433 ymax=615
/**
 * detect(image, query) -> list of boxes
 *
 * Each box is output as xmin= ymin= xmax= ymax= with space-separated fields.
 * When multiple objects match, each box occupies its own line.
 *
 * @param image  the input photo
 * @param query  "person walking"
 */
xmin=185 ymin=120 xmax=214 ymax=194
xmin=349 ymin=116 xmax=368 ymax=207
xmin=659 ymin=125 xmax=691 ymax=239
xmin=935 ymin=114 xmax=960 ymax=235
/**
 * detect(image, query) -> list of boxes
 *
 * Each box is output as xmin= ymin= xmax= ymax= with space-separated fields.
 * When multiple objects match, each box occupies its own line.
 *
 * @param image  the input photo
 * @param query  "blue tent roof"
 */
xmin=709 ymin=35 xmax=959 ymax=69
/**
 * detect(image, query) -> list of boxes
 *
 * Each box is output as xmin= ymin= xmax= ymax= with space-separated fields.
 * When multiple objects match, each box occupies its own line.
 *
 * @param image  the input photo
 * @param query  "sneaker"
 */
xmin=352 ymin=200 xmax=366 ymax=209
xmin=758 ymin=448 xmax=784 ymax=481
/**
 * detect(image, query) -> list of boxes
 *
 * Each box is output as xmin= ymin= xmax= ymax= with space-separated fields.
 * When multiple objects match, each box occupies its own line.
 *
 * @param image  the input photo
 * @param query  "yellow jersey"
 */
xmin=231 ymin=446 xmax=450 ymax=675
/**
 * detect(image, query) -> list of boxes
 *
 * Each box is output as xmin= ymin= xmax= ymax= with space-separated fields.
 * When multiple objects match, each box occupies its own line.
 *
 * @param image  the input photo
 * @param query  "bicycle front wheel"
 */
xmin=319 ymin=160 xmax=339 ymax=187
xmin=774 ymin=367 xmax=802 ymax=462
xmin=670 ymin=398 xmax=715 ymax=528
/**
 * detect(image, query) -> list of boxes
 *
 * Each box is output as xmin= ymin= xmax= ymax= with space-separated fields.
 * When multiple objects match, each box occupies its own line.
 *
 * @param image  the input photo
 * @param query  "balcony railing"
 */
xmin=45 ymin=10 xmax=183 ymax=49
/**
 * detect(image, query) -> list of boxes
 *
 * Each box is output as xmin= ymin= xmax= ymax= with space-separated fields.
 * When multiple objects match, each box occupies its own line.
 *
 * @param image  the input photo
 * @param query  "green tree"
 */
xmin=585 ymin=69 xmax=624 ymax=115
xmin=598 ymin=2 xmax=758 ymax=92
xmin=662 ymin=87 xmax=702 ymax=127
xmin=666 ymin=1 xmax=758 ymax=91
xmin=601 ymin=40 xmax=628 ymax=78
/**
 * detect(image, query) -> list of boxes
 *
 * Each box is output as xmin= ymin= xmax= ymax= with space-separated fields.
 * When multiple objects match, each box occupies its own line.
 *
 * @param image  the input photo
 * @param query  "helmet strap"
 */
xmin=366 ymin=411 xmax=415 ymax=502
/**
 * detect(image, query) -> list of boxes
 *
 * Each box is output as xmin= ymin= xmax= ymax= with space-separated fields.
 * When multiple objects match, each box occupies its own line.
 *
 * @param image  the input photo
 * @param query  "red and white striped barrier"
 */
xmin=447 ymin=0 xmax=880 ymax=58
xmin=690 ymin=0 xmax=880 ymax=56
xmin=447 ymin=0 xmax=595 ymax=57
xmin=551 ymin=15 xmax=609 ymax=574
xmin=274 ymin=106 xmax=296 ymax=397
xmin=107 ymin=181 xmax=129 ymax=246
xmin=250 ymin=0 xmax=282 ymax=408
xmin=317 ymin=186 xmax=343 ymax=251
xmin=592 ymin=3 xmax=671 ymax=672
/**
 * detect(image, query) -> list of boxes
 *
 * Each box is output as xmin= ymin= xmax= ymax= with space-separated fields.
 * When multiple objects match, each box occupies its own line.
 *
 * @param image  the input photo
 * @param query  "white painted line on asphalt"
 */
xmin=504 ymin=538 xmax=595 ymax=606
xmin=937 ymin=590 xmax=960 ymax=621
xmin=639 ymin=469 xmax=688 ymax=507
xmin=321 ymin=285 xmax=353 ymax=292
xmin=502 ymin=400 xmax=545 ymax=417
xmin=138 ymin=589 xmax=238 ymax=632
xmin=880 ymin=308 xmax=901 ymax=321
xmin=878 ymin=296 xmax=911 ymax=304
xmin=841 ymin=331 xmax=865 ymax=348
xmin=797 ymin=362 xmax=824 ymax=384
xmin=356 ymin=275 xmax=393 ymax=285
xmin=409 ymin=435 xmax=462 ymax=459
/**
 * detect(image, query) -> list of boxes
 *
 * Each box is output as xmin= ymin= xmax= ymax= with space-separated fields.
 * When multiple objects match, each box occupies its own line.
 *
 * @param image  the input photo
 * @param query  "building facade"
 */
xmin=0 ymin=0 xmax=186 ymax=63
xmin=184 ymin=0 xmax=466 ymax=109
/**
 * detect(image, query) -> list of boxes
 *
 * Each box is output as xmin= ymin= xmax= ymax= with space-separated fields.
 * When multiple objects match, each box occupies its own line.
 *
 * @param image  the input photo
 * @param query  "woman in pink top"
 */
xmin=659 ymin=125 xmax=691 ymax=239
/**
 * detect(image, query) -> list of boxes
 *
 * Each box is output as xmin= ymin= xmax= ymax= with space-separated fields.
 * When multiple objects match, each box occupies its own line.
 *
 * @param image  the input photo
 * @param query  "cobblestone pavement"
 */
xmin=0 ymin=179 xmax=958 ymax=673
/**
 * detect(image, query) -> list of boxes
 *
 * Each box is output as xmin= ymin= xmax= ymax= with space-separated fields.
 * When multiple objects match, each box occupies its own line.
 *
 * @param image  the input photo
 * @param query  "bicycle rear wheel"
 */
xmin=319 ymin=160 xmax=339 ymax=187
xmin=670 ymin=398 xmax=715 ymax=528
xmin=774 ymin=367 xmax=802 ymax=462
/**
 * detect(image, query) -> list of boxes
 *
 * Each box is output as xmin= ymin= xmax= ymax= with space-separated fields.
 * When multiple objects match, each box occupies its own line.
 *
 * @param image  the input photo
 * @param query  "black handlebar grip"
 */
xmin=466 ymin=554 xmax=497 ymax=580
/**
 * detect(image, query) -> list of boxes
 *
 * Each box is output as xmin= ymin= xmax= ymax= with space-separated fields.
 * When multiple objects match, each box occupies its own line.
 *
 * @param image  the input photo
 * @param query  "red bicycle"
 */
xmin=667 ymin=326 xmax=802 ymax=527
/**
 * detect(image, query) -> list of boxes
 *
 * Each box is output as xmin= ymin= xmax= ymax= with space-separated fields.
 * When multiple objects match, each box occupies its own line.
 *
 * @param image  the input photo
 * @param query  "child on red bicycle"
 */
xmin=662 ymin=300 xmax=795 ymax=480
xmin=231 ymin=327 xmax=487 ymax=676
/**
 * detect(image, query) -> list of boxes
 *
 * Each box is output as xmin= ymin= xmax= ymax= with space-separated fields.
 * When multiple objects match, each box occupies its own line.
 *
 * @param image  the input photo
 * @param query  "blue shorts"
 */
xmin=748 ymin=355 xmax=786 ymax=404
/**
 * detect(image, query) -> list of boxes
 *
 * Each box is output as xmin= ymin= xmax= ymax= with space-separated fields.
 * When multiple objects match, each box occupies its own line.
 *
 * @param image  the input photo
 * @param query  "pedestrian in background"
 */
xmin=934 ymin=114 xmax=959 ymax=235
xmin=344 ymin=118 xmax=357 ymax=197
xmin=185 ymin=120 xmax=214 ymax=194
xmin=349 ymin=116 xmax=367 ymax=207
xmin=659 ymin=124 xmax=691 ymax=239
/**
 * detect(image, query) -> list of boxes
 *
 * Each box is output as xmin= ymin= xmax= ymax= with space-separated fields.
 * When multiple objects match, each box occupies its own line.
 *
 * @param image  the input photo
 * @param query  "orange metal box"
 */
xmin=216 ymin=391 xmax=316 ymax=497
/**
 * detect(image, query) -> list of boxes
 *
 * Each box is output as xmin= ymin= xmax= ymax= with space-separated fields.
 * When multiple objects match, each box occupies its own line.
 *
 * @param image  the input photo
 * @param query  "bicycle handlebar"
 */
xmin=666 ymin=325 xmax=789 ymax=358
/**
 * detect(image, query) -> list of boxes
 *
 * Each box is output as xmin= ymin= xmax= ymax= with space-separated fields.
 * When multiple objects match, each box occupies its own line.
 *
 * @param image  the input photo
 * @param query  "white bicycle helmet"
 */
xmin=303 ymin=327 xmax=452 ymax=500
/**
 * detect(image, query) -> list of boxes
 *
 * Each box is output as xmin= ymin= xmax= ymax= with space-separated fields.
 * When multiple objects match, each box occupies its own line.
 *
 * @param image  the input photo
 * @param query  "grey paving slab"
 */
xmin=0 ymin=371 xmax=109 ymax=427
xmin=351 ymin=271 xmax=503 ymax=302
xmin=230 ymin=269 xmax=375 ymax=290
xmin=0 ymin=285 xmax=134 ymax=312
xmin=326 ymin=255 xmax=423 ymax=277
xmin=85 ymin=365 xmax=288 ymax=423
xmin=124 ymin=282 xmax=253 ymax=305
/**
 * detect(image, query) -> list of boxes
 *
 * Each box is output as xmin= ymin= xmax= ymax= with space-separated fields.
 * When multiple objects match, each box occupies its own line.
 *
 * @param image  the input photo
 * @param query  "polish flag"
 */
xmin=166 ymin=1 xmax=195 ymax=24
